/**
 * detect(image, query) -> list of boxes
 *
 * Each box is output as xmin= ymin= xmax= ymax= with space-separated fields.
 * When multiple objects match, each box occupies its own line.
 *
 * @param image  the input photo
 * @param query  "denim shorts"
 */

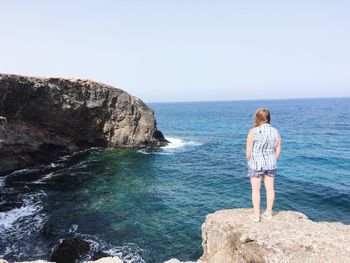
xmin=248 ymin=168 xmax=276 ymax=178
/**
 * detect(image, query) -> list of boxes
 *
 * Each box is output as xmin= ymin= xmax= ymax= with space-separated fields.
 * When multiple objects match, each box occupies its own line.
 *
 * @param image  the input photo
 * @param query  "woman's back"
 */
xmin=246 ymin=107 xmax=281 ymax=222
xmin=248 ymin=123 xmax=279 ymax=170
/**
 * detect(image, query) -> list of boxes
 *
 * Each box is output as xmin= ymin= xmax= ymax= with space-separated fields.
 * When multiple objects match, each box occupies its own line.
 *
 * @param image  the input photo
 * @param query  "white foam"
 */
xmin=136 ymin=149 xmax=151 ymax=155
xmin=32 ymin=172 xmax=58 ymax=184
xmin=0 ymin=192 xmax=45 ymax=231
xmin=76 ymin=233 xmax=147 ymax=263
xmin=0 ymin=204 xmax=38 ymax=229
xmin=7 ymin=168 xmax=32 ymax=176
xmin=104 ymin=244 xmax=147 ymax=263
xmin=49 ymin=162 xmax=60 ymax=168
xmin=69 ymin=224 xmax=79 ymax=233
xmin=162 ymin=137 xmax=186 ymax=149
xmin=162 ymin=137 xmax=202 ymax=150
xmin=0 ymin=177 xmax=5 ymax=188
xmin=137 ymin=137 xmax=202 ymax=155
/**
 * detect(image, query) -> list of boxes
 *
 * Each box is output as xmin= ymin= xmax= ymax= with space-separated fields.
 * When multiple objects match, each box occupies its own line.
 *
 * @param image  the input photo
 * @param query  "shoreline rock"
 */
xmin=51 ymin=238 xmax=90 ymax=263
xmin=0 ymin=73 xmax=168 ymax=174
xmin=168 ymin=208 xmax=350 ymax=263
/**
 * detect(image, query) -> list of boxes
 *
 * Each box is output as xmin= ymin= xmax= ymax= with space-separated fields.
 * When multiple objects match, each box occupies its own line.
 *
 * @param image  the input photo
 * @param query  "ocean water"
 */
xmin=1 ymin=98 xmax=350 ymax=263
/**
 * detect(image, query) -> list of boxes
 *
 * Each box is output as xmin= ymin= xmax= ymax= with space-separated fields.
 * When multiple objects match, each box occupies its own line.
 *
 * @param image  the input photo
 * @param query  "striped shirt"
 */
xmin=248 ymin=123 xmax=280 ymax=170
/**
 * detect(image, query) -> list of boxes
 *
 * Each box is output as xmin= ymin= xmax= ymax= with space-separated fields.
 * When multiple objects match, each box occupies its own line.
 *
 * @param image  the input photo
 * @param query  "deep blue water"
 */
xmin=1 ymin=98 xmax=350 ymax=263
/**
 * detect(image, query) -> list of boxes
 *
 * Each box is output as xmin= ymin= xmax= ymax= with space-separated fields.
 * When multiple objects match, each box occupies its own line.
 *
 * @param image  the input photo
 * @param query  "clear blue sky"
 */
xmin=1 ymin=0 xmax=349 ymax=102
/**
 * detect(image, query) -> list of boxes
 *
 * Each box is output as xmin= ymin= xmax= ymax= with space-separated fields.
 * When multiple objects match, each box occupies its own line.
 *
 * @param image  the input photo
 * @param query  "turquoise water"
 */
xmin=1 ymin=98 xmax=350 ymax=262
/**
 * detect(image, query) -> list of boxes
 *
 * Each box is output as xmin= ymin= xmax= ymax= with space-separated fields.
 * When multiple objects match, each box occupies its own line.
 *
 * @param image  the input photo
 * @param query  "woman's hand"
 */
xmin=246 ymin=128 xmax=254 ymax=160
xmin=276 ymin=134 xmax=282 ymax=160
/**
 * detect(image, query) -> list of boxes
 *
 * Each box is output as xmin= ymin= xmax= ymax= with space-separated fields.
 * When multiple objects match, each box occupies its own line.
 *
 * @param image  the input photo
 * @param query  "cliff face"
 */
xmin=165 ymin=208 xmax=350 ymax=263
xmin=0 ymin=74 xmax=167 ymax=173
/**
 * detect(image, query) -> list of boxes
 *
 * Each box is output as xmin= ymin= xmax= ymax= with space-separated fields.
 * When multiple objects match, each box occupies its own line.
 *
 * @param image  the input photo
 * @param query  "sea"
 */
xmin=0 ymin=98 xmax=349 ymax=263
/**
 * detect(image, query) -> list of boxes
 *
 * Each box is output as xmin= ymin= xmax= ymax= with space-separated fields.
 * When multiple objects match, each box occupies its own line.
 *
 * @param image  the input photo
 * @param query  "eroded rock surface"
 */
xmin=0 ymin=74 xmax=167 ymax=173
xmin=168 ymin=208 xmax=350 ymax=263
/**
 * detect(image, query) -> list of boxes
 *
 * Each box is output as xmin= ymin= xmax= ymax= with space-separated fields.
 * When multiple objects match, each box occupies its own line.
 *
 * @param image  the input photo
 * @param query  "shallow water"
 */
xmin=1 ymin=98 xmax=350 ymax=262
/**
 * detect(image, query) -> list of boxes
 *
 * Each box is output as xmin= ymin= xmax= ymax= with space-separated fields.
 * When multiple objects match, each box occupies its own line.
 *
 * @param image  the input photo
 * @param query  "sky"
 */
xmin=0 ymin=0 xmax=349 ymax=102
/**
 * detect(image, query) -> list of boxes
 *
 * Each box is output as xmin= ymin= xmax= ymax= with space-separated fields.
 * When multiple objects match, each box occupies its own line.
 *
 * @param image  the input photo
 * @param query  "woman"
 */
xmin=246 ymin=108 xmax=281 ymax=222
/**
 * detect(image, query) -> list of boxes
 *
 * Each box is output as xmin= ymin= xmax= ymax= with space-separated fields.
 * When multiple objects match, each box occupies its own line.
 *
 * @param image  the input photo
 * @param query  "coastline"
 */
xmin=1 ymin=75 xmax=349 ymax=262
xmin=3 ymin=208 xmax=350 ymax=263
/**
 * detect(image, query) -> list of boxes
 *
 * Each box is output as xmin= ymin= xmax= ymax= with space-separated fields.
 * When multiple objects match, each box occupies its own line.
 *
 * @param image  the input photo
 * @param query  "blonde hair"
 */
xmin=253 ymin=108 xmax=270 ymax=127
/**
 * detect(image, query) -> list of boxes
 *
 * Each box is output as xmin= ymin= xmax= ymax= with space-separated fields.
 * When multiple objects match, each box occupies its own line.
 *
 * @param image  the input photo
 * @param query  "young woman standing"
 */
xmin=246 ymin=108 xmax=281 ymax=222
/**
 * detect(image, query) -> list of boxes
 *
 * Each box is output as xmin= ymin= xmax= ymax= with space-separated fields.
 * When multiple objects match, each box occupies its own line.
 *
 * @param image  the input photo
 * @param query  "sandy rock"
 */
xmin=0 ymin=74 xmax=167 ymax=173
xmin=167 ymin=208 xmax=350 ymax=263
xmin=87 ymin=256 xmax=124 ymax=263
xmin=163 ymin=259 xmax=198 ymax=263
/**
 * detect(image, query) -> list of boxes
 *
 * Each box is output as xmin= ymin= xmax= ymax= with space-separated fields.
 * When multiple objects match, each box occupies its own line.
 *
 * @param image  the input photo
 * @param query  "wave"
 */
xmin=104 ymin=244 xmax=147 ymax=263
xmin=162 ymin=137 xmax=187 ymax=149
xmin=31 ymin=172 xmax=61 ymax=184
xmin=138 ymin=137 xmax=202 ymax=155
xmin=163 ymin=137 xmax=202 ymax=149
xmin=0 ymin=191 xmax=45 ymax=232
xmin=0 ymin=204 xmax=38 ymax=230
xmin=0 ymin=177 xmax=5 ymax=189
xmin=0 ymin=191 xmax=47 ymax=259
xmin=75 ymin=233 xmax=148 ymax=263
xmin=6 ymin=168 xmax=33 ymax=177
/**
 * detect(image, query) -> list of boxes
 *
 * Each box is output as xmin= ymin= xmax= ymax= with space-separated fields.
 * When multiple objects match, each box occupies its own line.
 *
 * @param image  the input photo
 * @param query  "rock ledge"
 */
xmin=166 ymin=208 xmax=350 ymax=263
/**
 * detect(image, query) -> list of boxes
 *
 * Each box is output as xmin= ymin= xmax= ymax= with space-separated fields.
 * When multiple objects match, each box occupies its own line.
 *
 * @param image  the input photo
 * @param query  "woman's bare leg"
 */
xmin=250 ymin=176 xmax=262 ymax=216
xmin=263 ymin=175 xmax=275 ymax=214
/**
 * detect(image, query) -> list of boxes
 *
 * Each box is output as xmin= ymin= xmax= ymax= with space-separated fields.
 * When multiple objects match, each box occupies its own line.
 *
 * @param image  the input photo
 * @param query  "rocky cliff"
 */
xmin=165 ymin=208 xmax=350 ymax=263
xmin=0 ymin=74 xmax=167 ymax=173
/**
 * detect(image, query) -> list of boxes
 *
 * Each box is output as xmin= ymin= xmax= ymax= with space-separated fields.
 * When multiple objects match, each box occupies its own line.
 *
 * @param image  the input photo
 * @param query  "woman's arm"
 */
xmin=246 ymin=129 xmax=254 ymax=160
xmin=275 ymin=134 xmax=282 ymax=160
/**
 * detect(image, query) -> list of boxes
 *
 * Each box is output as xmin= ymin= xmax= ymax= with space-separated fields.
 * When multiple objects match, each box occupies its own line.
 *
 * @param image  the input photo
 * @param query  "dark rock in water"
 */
xmin=0 ymin=74 xmax=168 ymax=174
xmin=51 ymin=238 xmax=90 ymax=263
xmin=91 ymin=250 xmax=112 ymax=260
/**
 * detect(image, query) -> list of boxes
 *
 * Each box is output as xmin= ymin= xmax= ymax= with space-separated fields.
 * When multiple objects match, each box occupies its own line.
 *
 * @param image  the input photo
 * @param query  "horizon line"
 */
xmin=146 ymin=95 xmax=350 ymax=104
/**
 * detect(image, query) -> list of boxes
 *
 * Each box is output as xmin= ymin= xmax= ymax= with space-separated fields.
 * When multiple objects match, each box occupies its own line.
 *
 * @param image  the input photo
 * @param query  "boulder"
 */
xmin=166 ymin=208 xmax=350 ymax=263
xmin=51 ymin=238 xmax=90 ymax=263
xmin=0 ymin=74 xmax=167 ymax=173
